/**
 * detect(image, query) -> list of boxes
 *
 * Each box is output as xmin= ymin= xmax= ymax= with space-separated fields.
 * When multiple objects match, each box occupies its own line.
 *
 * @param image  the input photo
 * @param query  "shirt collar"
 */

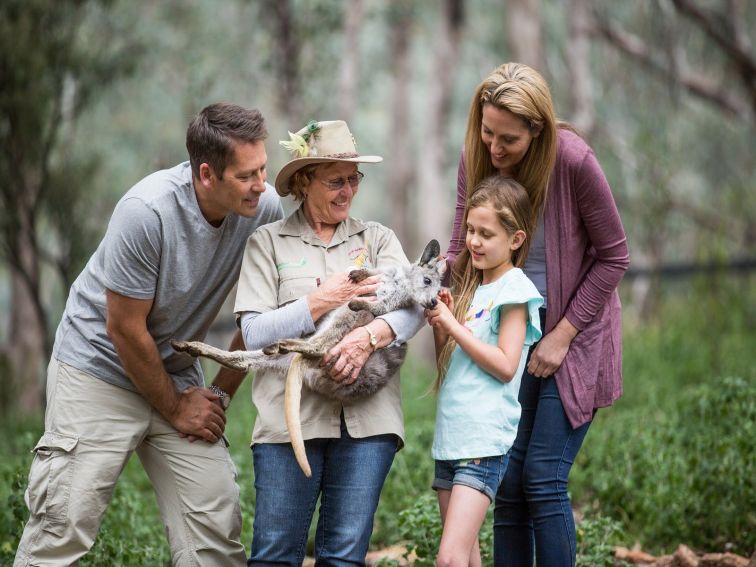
xmin=278 ymin=205 xmax=368 ymax=247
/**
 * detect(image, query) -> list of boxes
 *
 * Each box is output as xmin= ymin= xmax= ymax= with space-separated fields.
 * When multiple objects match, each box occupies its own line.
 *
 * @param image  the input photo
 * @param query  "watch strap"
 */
xmin=364 ymin=325 xmax=378 ymax=351
xmin=209 ymin=384 xmax=230 ymax=409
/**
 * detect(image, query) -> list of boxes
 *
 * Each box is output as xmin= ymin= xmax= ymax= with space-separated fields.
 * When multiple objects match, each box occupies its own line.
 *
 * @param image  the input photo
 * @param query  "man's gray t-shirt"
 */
xmin=53 ymin=161 xmax=284 ymax=393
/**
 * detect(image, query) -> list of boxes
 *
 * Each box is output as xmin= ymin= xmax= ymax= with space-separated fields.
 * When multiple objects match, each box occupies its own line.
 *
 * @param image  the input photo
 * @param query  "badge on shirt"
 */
xmin=348 ymin=242 xmax=372 ymax=269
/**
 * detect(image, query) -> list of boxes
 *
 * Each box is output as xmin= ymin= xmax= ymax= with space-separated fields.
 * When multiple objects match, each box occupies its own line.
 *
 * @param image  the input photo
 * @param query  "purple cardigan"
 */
xmin=447 ymin=129 xmax=630 ymax=428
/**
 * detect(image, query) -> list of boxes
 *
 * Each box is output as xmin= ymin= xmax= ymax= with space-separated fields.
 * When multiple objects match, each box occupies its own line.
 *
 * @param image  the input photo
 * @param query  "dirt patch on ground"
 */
xmin=304 ymin=544 xmax=754 ymax=566
xmin=616 ymin=544 xmax=754 ymax=567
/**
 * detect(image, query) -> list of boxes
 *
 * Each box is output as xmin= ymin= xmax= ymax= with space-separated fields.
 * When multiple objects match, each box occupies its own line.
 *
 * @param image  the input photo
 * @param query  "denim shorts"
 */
xmin=432 ymin=452 xmax=510 ymax=502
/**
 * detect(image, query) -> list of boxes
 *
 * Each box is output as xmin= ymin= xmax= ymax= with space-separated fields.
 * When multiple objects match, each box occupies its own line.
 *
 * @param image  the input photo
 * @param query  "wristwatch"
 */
xmin=209 ymin=384 xmax=230 ymax=410
xmin=363 ymin=325 xmax=378 ymax=351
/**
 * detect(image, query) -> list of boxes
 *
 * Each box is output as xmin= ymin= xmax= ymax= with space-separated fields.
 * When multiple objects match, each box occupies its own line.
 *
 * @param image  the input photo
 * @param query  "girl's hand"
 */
xmin=425 ymin=300 xmax=458 ymax=335
xmin=527 ymin=319 xmax=578 ymax=378
xmin=437 ymin=288 xmax=454 ymax=311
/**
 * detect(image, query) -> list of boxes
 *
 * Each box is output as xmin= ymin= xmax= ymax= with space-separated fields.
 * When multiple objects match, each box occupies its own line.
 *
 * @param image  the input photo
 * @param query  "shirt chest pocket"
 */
xmin=277 ymin=275 xmax=319 ymax=307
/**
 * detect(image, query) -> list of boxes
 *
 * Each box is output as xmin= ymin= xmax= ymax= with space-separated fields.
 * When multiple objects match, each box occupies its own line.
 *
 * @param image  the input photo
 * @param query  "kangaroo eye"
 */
xmin=423 ymin=277 xmax=432 ymax=285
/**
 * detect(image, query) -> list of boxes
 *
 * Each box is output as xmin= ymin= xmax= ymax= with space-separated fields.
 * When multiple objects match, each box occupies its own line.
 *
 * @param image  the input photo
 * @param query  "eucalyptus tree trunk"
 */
xmin=414 ymin=0 xmax=464 ymax=362
xmin=262 ymin=0 xmax=303 ymax=125
xmin=9 ymin=260 xmax=46 ymax=413
xmin=338 ymin=0 xmax=364 ymax=125
xmin=416 ymin=0 xmax=464 ymax=254
xmin=5 ymin=175 xmax=49 ymax=413
xmin=506 ymin=0 xmax=544 ymax=73
xmin=387 ymin=0 xmax=414 ymax=248
xmin=566 ymin=0 xmax=595 ymax=138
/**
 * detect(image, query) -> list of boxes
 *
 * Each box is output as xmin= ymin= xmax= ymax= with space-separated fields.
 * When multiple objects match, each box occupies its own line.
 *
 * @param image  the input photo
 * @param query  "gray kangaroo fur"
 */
xmin=171 ymin=239 xmax=445 ymax=476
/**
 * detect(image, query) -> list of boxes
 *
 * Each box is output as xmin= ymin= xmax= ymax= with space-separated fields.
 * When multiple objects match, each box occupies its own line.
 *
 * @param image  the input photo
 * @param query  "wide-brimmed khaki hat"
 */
xmin=274 ymin=120 xmax=383 ymax=197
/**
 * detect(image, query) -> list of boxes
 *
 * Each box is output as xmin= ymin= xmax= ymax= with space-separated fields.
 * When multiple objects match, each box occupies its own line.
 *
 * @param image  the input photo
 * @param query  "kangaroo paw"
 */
xmin=348 ymin=299 xmax=367 ymax=311
xmin=262 ymin=343 xmax=281 ymax=355
xmin=271 ymin=339 xmax=301 ymax=354
xmin=348 ymin=269 xmax=372 ymax=283
xmin=172 ymin=340 xmax=201 ymax=357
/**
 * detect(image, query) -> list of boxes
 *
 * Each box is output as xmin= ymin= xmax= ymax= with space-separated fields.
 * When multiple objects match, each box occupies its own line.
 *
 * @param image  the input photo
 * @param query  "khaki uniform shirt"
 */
xmin=234 ymin=206 xmax=410 ymax=446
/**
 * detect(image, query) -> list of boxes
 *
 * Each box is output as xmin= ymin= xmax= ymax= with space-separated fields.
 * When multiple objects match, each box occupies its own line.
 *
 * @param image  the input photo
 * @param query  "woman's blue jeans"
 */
xmin=493 ymin=347 xmax=592 ymax=567
xmin=248 ymin=417 xmax=397 ymax=566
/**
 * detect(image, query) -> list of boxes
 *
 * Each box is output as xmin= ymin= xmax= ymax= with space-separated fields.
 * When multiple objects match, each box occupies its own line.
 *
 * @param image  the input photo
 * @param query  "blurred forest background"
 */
xmin=1 ymin=0 xmax=754 ymax=564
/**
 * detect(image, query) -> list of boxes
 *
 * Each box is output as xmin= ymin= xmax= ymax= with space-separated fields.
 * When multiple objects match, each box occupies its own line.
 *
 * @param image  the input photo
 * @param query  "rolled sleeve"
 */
xmin=234 ymin=228 xmax=280 ymax=316
xmin=378 ymin=304 xmax=425 ymax=346
xmin=239 ymin=297 xmax=316 ymax=350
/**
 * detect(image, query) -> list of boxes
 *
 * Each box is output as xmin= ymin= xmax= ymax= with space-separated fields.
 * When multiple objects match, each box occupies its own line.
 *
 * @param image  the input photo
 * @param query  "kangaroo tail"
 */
xmin=284 ymin=353 xmax=312 ymax=477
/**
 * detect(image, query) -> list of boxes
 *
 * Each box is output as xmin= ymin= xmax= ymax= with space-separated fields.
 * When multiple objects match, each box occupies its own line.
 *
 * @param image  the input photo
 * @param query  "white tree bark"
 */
xmin=506 ymin=0 xmax=544 ymax=72
xmin=387 ymin=0 xmax=413 ymax=247
xmin=262 ymin=0 xmax=303 ymax=125
xmin=566 ymin=0 xmax=595 ymax=137
xmin=8 ymin=198 xmax=46 ymax=413
xmin=338 ymin=0 xmax=364 ymax=125
xmin=416 ymin=0 xmax=464 ymax=254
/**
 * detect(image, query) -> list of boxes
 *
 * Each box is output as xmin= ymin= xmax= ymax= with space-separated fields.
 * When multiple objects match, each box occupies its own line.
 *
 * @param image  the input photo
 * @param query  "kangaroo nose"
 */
xmin=428 ymin=298 xmax=438 ymax=309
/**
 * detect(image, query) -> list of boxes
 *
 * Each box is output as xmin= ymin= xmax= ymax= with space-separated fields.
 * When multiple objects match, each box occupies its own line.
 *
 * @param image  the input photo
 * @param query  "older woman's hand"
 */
xmin=322 ymin=326 xmax=373 ymax=384
xmin=322 ymin=319 xmax=395 ymax=384
xmin=307 ymin=271 xmax=383 ymax=322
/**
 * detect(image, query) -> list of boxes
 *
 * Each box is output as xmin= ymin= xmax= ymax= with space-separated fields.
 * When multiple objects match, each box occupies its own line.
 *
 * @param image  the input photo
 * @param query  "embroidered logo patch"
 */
xmin=348 ymin=244 xmax=371 ymax=269
xmin=276 ymin=258 xmax=307 ymax=272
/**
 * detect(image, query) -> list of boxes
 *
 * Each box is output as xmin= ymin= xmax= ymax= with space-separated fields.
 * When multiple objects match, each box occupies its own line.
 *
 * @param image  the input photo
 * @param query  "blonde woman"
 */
xmin=447 ymin=63 xmax=630 ymax=566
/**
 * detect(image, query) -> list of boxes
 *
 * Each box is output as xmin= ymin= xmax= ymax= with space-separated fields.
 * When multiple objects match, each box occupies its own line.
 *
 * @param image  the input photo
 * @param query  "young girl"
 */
xmin=426 ymin=175 xmax=543 ymax=567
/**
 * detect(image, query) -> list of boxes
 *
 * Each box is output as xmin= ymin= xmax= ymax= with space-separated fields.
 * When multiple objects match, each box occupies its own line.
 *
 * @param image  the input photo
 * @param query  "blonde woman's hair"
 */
xmin=435 ymin=175 xmax=533 ymax=390
xmin=464 ymin=62 xmax=558 ymax=225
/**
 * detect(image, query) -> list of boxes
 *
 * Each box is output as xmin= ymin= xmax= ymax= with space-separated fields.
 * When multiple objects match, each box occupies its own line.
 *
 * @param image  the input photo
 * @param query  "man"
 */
xmin=14 ymin=103 xmax=283 ymax=566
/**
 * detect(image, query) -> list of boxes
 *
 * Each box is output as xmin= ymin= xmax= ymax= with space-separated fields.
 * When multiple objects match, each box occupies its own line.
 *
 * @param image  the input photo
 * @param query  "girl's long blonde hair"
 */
xmin=464 ymin=62 xmax=558 ymax=226
xmin=434 ymin=176 xmax=534 ymax=390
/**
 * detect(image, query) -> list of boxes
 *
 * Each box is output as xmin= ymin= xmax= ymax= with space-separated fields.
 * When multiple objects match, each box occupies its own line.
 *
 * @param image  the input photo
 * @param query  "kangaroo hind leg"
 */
xmin=264 ymin=339 xmax=325 ymax=358
xmin=172 ymin=340 xmax=250 ymax=373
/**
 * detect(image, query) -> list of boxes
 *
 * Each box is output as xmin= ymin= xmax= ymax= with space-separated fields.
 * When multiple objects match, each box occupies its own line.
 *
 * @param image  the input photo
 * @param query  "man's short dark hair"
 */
xmin=186 ymin=103 xmax=268 ymax=180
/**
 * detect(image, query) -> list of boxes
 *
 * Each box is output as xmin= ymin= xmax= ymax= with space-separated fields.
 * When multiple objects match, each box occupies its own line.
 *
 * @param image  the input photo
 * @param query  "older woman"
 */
xmin=233 ymin=120 xmax=423 ymax=565
xmin=448 ymin=63 xmax=630 ymax=566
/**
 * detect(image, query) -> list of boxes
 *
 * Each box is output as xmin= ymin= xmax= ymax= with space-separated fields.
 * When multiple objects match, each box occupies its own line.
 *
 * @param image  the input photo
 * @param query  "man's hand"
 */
xmin=169 ymin=387 xmax=227 ymax=443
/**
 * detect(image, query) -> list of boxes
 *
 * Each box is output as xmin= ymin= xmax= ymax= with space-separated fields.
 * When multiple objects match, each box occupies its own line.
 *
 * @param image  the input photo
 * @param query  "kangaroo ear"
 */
xmin=419 ymin=239 xmax=440 ymax=266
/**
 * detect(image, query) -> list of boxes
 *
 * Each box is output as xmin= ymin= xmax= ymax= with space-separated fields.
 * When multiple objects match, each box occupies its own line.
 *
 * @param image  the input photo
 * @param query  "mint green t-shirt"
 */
xmin=432 ymin=268 xmax=543 ymax=461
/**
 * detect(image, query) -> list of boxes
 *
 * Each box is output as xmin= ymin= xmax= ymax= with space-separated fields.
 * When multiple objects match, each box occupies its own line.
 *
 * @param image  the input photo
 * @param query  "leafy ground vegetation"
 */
xmin=1 ymin=277 xmax=753 ymax=564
